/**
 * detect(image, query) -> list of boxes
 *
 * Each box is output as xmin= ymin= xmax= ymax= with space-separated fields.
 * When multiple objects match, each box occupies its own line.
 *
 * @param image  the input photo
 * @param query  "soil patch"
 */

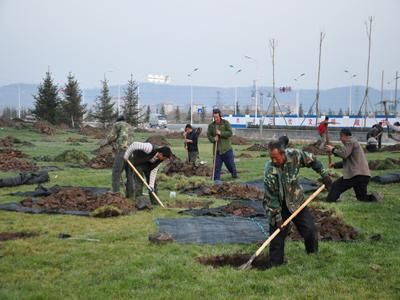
xmin=166 ymin=200 xmax=213 ymax=209
xmin=87 ymin=144 xmax=116 ymax=169
xmin=33 ymin=121 xmax=56 ymax=135
xmin=0 ymin=149 xmax=38 ymax=171
xmin=163 ymin=156 xmax=212 ymax=177
xmin=379 ymin=144 xmax=400 ymax=152
xmin=165 ymin=132 xmax=184 ymax=139
xmin=193 ymin=183 xmax=264 ymax=200
xmin=231 ymin=135 xmax=249 ymax=145
xmin=246 ymin=143 xmax=269 ymax=151
xmin=368 ymin=158 xmax=400 ymax=170
xmin=146 ymin=135 xmax=171 ymax=146
xmin=0 ymin=231 xmax=39 ymax=241
xmin=79 ymin=126 xmax=107 ymax=139
xmin=302 ymin=142 xmax=329 ymax=156
xmin=20 ymin=187 xmax=134 ymax=216
xmin=196 ymin=253 xmax=270 ymax=270
xmin=237 ymin=152 xmax=253 ymax=158
xmin=0 ymin=136 xmax=34 ymax=148
xmin=66 ymin=137 xmax=89 ymax=143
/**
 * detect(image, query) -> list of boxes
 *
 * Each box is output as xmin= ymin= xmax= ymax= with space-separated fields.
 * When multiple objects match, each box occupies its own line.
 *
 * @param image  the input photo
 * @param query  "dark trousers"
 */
xmin=213 ymin=149 xmax=237 ymax=180
xmin=269 ymin=203 xmax=318 ymax=267
xmin=132 ymin=167 xmax=158 ymax=204
xmin=326 ymin=175 xmax=375 ymax=202
xmin=112 ymin=149 xmax=133 ymax=198
xmin=188 ymin=150 xmax=199 ymax=165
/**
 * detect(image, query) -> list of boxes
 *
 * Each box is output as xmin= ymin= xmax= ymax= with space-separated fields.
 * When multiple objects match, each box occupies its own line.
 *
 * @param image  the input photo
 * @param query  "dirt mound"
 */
xmin=237 ymin=152 xmax=253 ymax=158
xmin=231 ymin=135 xmax=249 ymax=145
xmin=165 ymin=132 xmax=184 ymax=139
xmin=146 ymin=135 xmax=171 ymax=146
xmin=379 ymin=144 xmax=400 ymax=152
xmin=246 ymin=143 xmax=269 ymax=151
xmin=88 ymin=144 xmax=115 ymax=169
xmin=289 ymin=206 xmax=358 ymax=241
xmin=198 ymin=183 xmax=263 ymax=200
xmin=66 ymin=137 xmax=89 ymax=143
xmin=33 ymin=121 xmax=56 ymax=135
xmin=368 ymin=158 xmax=400 ymax=170
xmin=224 ymin=202 xmax=258 ymax=217
xmin=0 ymin=136 xmax=34 ymax=148
xmin=20 ymin=187 xmax=134 ymax=216
xmin=54 ymin=149 xmax=89 ymax=164
xmin=302 ymin=142 xmax=329 ymax=156
xmin=196 ymin=253 xmax=270 ymax=270
xmin=0 ymin=149 xmax=38 ymax=171
xmin=79 ymin=126 xmax=107 ymax=139
xmin=0 ymin=231 xmax=39 ymax=241
xmin=163 ymin=156 xmax=212 ymax=177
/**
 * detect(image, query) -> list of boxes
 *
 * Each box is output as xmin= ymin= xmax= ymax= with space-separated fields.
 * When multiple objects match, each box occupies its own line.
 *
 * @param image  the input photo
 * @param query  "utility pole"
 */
xmin=395 ymin=71 xmax=399 ymax=115
xmin=315 ymin=32 xmax=325 ymax=125
xmin=358 ymin=16 xmax=373 ymax=127
xmin=380 ymin=70 xmax=384 ymax=104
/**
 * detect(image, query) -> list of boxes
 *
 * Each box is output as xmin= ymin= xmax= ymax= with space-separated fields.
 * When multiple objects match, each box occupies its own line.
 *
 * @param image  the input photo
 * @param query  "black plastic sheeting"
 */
xmin=9 ymin=185 xmax=109 ymax=197
xmin=156 ymin=216 xmax=269 ymax=244
xmin=245 ymin=177 xmax=319 ymax=193
xmin=0 ymin=171 xmax=49 ymax=188
xmin=180 ymin=200 xmax=266 ymax=217
xmin=371 ymin=172 xmax=400 ymax=184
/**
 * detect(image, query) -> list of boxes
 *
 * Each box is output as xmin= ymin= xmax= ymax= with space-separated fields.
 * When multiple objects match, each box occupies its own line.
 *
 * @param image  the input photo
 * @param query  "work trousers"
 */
xmin=326 ymin=175 xmax=375 ymax=202
xmin=269 ymin=202 xmax=318 ymax=267
xmin=188 ymin=150 xmax=199 ymax=165
xmin=213 ymin=149 xmax=237 ymax=181
xmin=132 ymin=167 xmax=158 ymax=204
xmin=112 ymin=149 xmax=134 ymax=198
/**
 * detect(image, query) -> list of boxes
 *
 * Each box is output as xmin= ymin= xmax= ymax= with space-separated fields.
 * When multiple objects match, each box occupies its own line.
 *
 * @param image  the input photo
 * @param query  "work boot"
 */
xmin=232 ymin=174 xmax=239 ymax=179
xmin=369 ymin=192 xmax=383 ymax=202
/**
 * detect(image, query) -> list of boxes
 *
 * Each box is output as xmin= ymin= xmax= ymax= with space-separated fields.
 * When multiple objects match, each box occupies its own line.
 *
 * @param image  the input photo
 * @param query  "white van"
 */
xmin=149 ymin=114 xmax=167 ymax=128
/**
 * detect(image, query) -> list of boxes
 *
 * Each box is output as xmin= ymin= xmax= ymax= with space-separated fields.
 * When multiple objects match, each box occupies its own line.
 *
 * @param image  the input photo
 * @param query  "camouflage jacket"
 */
xmin=207 ymin=118 xmax=233 ymax=154
xmin=107 ymin=121 xmax=133 ymax=150
xmin=263 ymin=148 xmax=329 ymax=223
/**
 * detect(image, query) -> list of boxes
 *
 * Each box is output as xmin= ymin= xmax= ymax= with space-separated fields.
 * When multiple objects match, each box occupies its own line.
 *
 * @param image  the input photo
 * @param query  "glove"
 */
xmin=322 ymin=176 xmax=333 ymax=191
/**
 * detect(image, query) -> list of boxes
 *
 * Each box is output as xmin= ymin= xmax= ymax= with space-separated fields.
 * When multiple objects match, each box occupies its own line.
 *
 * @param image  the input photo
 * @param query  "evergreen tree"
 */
xmin=338 ymin=108 xmax=344 ymax=116
xmin=245 ymin=105 xmax=250 ymax=115
xmin=298 ymin=103 xmax=304 ymax=117
xmin=236 ymin=101 xmax=240 ymax=115
xmin=328 ymin=108 xmax=334 ymax=116
xmin=33 ymin=71 xmax=60 ymax=124
xmin=186 ymin=106 xmax=191 ymax=122
xmin=160 ymin=104 xmax=166 ymax=116
xmin=200 ymin=106 xmax=206 ymax=123
xmin=92 ymin=78 xmax=115 ymax=128
xmin=61 ymin=73 xmax=86 ymax=128
xmin=145 ymin=105 xmax=151 ymax=122
xmin=175 ymin=106 xmax=180 ymax=123
xmin=122 ymin=75 xmax=140 ymax=126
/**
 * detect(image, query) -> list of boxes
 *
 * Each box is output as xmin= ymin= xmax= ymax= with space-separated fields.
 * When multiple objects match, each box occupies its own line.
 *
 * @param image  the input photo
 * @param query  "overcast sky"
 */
xmin=1 ymin=0 xmax=399 ymax=90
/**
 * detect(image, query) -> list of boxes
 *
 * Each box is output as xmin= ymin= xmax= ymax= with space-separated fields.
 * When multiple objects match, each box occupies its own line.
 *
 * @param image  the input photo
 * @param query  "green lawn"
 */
xmin=0 ymin=126 xmax=399 ymax=299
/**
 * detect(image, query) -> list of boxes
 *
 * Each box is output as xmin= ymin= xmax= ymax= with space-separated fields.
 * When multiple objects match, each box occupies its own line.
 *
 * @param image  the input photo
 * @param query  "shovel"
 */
xmin=239 ymin=184 xmax=325 ymax=270
xmin=126 ymin=159 xmax=165 ymax=208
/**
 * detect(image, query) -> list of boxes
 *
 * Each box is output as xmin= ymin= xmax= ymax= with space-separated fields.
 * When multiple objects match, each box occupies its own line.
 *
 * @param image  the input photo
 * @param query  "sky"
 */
xmin=0 ymin=0 xmax=399 ymax=90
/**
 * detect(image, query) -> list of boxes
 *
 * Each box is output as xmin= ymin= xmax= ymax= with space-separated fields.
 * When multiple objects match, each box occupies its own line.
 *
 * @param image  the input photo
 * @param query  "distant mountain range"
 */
xmin=0 ymin=82 xmax=396 ymax=115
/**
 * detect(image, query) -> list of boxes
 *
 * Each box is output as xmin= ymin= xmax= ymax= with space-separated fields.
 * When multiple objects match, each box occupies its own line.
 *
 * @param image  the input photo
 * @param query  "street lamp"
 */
xmin=293 ymin=73 xmax=305 ymax=116
xmin=344 ymin=70 xmax=357 ymax=115
xmin=244 ymin=55 xmax=258 ymax=120
xmin=187 ymin=68 xmax=199 ymax=124
xmin=229 ymin=65 xmax=242 ymax=115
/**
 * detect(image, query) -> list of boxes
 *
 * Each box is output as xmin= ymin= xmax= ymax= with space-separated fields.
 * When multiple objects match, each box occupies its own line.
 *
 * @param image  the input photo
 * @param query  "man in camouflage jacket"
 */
xmin=264 ymin=140 xmax=332 ymax=267
xmin=106 ymin=115 xmax=134 ymax=197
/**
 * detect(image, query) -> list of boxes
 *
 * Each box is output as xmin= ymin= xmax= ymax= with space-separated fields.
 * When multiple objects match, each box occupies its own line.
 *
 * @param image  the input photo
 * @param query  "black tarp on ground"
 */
xmin=156 ymin=216 xmax=269 ymax=244
xmin=180 ymin=200 xmax=266 ymax=217
xmin=371 ymin=172 xmax=400 ymax=184
xmin=0 ymin=171 xmax=49 ymax=188
xmin=245 ymin=177 xmax=319 ymax=193
xmin=9 ymin=185 xmax=109 ymax=197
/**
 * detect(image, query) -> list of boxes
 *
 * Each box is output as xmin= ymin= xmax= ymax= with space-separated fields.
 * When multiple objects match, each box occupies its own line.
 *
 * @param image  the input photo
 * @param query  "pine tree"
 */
xmin=160 ymin=104 xmax=166 ymax=116
xmin=200 ymin=106 xmax=206 ymax=123
xmin=61 ymin=73 xmax=86 ymax=128
xmin=245 ymin=105 xmax=250 ymax=115
xmin=33 ymin=71 xmax=60 ymax=124
xmin=175 ymin=106 xmax=180 ymax=123
xmin=186 ymin=106 xmax=191 ymax=122
xmin=298 ymin=103 xmax=304 ymax=117
xmin=338 ymin=108 xmax=344 ymax=116
xmin=122 ymin=75 xmax=140 ymax=126
xmin=145 ymin=105 xmax=151 ymax=122
xmin=92 ymin=78 xmax=115 ymax=128
xmin=236 ymin=101 xmax=240 ymax=114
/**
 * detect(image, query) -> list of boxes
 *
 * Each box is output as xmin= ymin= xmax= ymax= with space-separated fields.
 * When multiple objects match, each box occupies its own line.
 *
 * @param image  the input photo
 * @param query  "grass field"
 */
xmin=0 ymin=125 xmax=399 ymax=299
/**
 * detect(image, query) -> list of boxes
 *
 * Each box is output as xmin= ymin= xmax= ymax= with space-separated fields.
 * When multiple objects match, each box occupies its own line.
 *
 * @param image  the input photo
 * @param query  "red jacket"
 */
xmin=318 ymin=122 xmax=327 ymax=135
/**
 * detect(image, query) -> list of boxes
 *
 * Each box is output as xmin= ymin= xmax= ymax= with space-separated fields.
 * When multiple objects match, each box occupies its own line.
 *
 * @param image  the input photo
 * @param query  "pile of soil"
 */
xmin=368 ymin=158 xmax=400 ymax=170
xmin=66 ymin=137 xmax=89 ymax=143
xmin=0 ymin=231 xmax=39 ymax=241
xmin=246 ymin=143 xmax=269 ymax=151
xmin=289 ymin=206 xmax=358 ymax=241
xmin=79 ymin=126 xmax=107 ymax=139
xmin=379 ymin=144 xmax=400 ymax=152
xmin=54 ymin=149 xmax=89 ymax=164
xmin=146 ymin=135 xmax=171 ymax=146
xmin=196 ymin=253 xmax=270 ymax=270
xmin=88 ymin=144 xmax=115 ymax=169
xmin=0 ymin=148 xmax=38 ymax=171
xmin=20 ymin=187 xmax=134 ymax=215
xmin=198 ymin=183 xmax=263 ymax=200
xmin=231 ymin=135 xmax=250 ymax=145
xmin=224 ymin=202 xmax=258 ymax=217
xmin=302 ymin=142 xmax=329 ymax=156
xmin=0 ymin=136 xmax=34 ymax=148
xmin=237 ymin=152 xmax=253 ymax=158
xmin=33 ymin=121 xmax=56 ymax=135
xmin=165 ymin=132 xmax=184 ymax=139
xmin=163 ymin=156 xmax=212 ymax=177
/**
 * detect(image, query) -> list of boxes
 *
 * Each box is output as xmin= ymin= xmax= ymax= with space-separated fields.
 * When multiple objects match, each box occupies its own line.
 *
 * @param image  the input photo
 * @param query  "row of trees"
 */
xmin=33 ymin=71 xmax=141 ymax=128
